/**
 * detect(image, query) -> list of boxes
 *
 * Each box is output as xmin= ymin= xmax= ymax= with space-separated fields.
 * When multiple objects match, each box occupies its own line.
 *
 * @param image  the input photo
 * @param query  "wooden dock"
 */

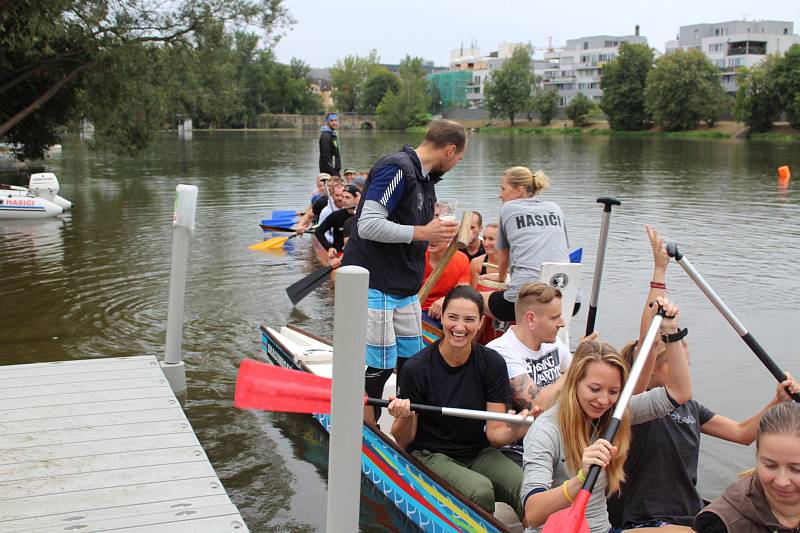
xmin=0 ymin=355 xmax=248 ymax=532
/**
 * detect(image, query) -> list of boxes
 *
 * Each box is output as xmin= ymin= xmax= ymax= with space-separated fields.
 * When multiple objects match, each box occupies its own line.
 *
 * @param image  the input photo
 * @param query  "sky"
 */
xmin=272 ymin=0 xmax=800 ymax=68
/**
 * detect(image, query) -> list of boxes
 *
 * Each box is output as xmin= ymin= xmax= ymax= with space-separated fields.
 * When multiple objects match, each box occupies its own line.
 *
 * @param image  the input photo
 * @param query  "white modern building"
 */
xmin=540 ymin=32 xmax=649 ymax=106
xmin=665 ymin=20 xmax=800 ymax=94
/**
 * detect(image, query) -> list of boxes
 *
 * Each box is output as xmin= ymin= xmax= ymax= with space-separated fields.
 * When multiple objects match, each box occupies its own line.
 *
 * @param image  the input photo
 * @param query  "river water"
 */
xmin=1 ymin=131 xmax=798 ymax=531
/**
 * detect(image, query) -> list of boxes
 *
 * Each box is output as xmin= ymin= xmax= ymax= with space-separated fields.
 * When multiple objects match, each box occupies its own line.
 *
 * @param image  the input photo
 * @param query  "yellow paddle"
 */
xmin=249 ymin=232 xmax=301 ymax=251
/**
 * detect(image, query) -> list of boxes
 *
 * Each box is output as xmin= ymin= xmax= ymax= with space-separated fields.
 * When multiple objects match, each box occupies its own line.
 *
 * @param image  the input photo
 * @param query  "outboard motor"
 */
xmin=29 ymin=172 xmax=72 ymax=210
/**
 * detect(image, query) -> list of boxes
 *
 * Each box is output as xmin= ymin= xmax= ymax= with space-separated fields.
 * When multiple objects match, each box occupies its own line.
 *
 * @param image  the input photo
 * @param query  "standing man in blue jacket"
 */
xmin=342 ymin=120 xmax=467 ymax=421
xmin=319 ymin=113 xmax=341 ymax=177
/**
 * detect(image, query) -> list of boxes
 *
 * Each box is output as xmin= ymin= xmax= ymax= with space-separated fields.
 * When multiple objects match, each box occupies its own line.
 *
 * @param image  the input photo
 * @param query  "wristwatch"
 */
xmin=661 ymin=327 xmax=688 ymax=343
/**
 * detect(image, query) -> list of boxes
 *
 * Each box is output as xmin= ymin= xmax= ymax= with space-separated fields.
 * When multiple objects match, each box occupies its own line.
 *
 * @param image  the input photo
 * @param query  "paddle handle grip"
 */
xmin=596 ymin=196 xmax=621 ymax=211
xmin=366 ymin=398 xmax=537 ymax=424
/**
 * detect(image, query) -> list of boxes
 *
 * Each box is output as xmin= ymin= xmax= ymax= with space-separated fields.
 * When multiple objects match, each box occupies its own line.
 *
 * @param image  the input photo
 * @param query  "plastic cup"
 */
xmin=437 ymin=198 xmax=458 ymax=221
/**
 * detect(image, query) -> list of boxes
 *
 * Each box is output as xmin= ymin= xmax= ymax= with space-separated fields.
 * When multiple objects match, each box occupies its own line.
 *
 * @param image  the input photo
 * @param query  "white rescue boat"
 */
xmin=0 ymin=173 xmax=72 ymax=219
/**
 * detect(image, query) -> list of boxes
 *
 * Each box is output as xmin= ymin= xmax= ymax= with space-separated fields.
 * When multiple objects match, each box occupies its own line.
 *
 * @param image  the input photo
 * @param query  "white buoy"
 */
xmin=161 ymin=184 xmax=197 ymax=402
xmin=326 ymin=266 xmax=369 ymax=532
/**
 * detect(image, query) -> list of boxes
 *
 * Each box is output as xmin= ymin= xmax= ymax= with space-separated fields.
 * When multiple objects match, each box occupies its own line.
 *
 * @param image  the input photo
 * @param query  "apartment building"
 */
xmin=443 ymin=43 xmax=525 ymax=108
xmin=665 ymin=20 xmax=800 ymax=94
xmin=540 ymin=33 xmax=648 ymax=106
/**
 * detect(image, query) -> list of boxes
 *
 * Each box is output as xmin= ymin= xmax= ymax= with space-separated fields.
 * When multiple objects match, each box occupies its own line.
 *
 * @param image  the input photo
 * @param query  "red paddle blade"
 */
xmin=542 ymin=489 xmax=591 ymax=533
xmin=234 ymin=359 xmax=336 ymax=414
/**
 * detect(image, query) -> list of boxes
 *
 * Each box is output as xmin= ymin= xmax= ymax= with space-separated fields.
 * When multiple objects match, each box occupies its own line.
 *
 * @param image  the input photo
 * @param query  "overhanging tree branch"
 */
xmin=0 ymin=60 xmax=97 ymax=138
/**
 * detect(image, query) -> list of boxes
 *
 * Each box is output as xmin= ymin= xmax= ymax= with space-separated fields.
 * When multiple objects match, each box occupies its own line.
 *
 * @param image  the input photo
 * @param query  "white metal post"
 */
xmin=326 ymin=266 xmax=369 ymax=532
xmin=161 ymin=184 xmax=197 ymax=401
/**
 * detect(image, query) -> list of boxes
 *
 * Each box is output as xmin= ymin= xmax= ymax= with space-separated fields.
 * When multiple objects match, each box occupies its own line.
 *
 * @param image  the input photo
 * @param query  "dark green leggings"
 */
xmin=412 ymin=447 xmax=524 ymax=519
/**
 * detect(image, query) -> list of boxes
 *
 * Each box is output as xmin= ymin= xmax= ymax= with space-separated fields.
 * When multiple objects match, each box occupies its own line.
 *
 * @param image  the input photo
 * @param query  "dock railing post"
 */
xmin=161 ymin=184 xmax=197 ymax=403
xmin=326 ymin=265 xmax=369 ymax=532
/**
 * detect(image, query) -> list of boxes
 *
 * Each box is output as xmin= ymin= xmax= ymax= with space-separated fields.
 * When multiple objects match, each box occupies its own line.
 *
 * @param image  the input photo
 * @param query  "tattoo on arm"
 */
xmin=510 ymin=374 xmax=540 ymax=412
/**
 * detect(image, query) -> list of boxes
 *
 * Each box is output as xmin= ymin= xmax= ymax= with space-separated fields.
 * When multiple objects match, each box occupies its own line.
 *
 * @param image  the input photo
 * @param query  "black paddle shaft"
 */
xmin=586 ymin=196 xmax=622 ymax=337
xmin=286 ymin=266 xmax=334 ymax=305
xmin=666 ymin=242 xmax=799 ymax=403
xmin=368 ymin=398 xmax=442 ymax=415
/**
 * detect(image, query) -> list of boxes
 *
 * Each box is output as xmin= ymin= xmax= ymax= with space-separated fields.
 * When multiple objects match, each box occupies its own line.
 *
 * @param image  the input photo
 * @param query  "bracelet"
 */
xmin=649 ymin=281 xmax=666 ymax=289
xmin=561 ymin=480 xmax=574 ymax=503
xmin=577 ymin=469 xmax=586 ymax=483
xmin=661 ymin=327 xmax=688 ymax=343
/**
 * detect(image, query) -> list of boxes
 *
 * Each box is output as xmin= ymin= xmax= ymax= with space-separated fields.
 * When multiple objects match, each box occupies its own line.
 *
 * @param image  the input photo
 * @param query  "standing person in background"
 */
xmin=319 ymin=112 xmax=341 ymax=177
xmin=342 ymin=119 xmax=467 ymax=422
xmin=481 ymin=167 xmax=570 ymax=322
xmin=464 ymin=211 xmax=486 ymax=261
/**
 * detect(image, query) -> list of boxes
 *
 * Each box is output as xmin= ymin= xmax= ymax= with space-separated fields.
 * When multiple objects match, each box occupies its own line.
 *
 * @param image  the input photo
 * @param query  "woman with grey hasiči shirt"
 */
xmin=480 ymin=166 xmax=570 ymax=322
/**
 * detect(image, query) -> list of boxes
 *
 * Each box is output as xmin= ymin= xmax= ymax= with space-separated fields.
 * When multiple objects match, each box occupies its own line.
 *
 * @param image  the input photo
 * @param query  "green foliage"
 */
xmin=376 ymin=56 xmax=431 ymax=129
xmin=0 ymin=0 xmax=294 ymax=159
xmin=773 ymin=45 xmax=800 ymax=129
xmin=645 ymin=49 xmax=727 ymax=131
xmin=565 ymin=93 xmax=597 ymax=127
xmin=484 ymin=46 xmax=535 ymax=125
xmin=428 ymin=82 xmax=443 ymax=114
xmin=358 ymin=67 xmax=399 ymax=115
xmin=534 ymin=89 xmax=560 ymax=125
xmin=329 ymin=50 xmax=380 ymax=112
xmin=733 ymin=56 xmax=782 ymax=133
xmin=600 ymin=43 xmax=653 ymax=130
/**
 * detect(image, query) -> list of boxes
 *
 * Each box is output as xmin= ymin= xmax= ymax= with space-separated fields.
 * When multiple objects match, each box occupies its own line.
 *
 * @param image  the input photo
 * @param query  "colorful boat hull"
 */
xmin=260 ymin=325 xmax=507 ymax=533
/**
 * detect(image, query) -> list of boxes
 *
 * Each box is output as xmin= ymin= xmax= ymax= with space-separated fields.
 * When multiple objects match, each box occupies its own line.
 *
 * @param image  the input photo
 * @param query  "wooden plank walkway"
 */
xmin=0 ymin=355 xmax=248 ymax=532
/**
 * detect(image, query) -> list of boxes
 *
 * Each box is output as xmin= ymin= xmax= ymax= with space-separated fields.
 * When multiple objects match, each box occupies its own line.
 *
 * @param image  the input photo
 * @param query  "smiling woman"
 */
xmin=387 ymin=285 xmax=530 ymax=521
xmin=694 ymin=402 xmax=800 ymax=532
xmin=521 ymin=297 xmax=693 ymax=533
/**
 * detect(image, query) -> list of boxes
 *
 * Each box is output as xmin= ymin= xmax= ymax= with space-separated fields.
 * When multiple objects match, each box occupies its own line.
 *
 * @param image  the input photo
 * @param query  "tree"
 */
xmin=376 ymin=56 xmax=430 ymax=129
xmin=645 ymin=49 xmax=727 ymax=131
xmin=484 ymin=46 xmax=535 ymax=126
xmin=329 ymin=50 xmax=379 ymax=113
xmin=600 ymin=43 xmax=653 ymax=130
xmin=358 ymin=67 xmax=398 ymax=115
xmin=1 ymin=1 xmax=292 ymax=159
xmin=733 ymin=55 xmax=783 ymax=133
xmin=534 ymin=89 xmax=560 ymax=125
xmin=773 ymin=44 xmax=800 ymax=129
xmin=565 ymin=93 xmax=597 ymax=127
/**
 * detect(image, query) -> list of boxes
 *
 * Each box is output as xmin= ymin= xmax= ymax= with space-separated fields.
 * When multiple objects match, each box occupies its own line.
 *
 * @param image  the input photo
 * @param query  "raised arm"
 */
xmin=652 ymin=296 xmax=692 ymax=405
xmin=633 ymin=225 xmax=670 ymax=394
xmin=701 ymin=374 xmax=800 ymax=445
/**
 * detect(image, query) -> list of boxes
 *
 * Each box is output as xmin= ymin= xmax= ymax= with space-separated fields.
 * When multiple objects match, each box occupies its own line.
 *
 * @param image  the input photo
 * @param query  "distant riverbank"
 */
xmin=410 ymin=119 xmax=800 ymax=142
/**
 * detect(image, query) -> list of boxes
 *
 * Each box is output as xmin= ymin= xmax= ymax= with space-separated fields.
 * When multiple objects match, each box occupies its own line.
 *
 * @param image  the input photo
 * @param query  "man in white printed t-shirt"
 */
xmin=487 ymin=281 xmax=586 ymax=466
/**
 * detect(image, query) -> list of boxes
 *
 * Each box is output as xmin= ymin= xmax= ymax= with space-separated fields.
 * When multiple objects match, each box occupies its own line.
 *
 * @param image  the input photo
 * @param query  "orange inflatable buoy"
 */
xmin=778 ymin=165 xmax=791 ymax=186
